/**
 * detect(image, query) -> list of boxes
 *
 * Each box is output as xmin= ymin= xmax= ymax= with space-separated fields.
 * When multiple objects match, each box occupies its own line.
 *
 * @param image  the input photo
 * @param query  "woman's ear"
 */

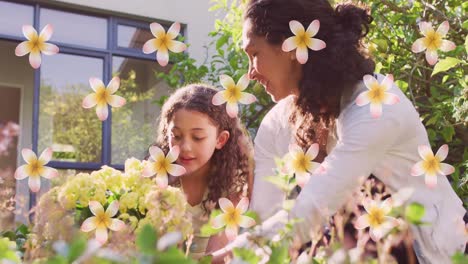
xmin=215 ymin=130 xmax=230 ymax=149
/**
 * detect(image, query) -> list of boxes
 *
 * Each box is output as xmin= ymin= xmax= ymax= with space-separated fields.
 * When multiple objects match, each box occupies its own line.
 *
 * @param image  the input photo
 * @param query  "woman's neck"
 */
xmin=180 ymin=162 xmax=211 ymax=206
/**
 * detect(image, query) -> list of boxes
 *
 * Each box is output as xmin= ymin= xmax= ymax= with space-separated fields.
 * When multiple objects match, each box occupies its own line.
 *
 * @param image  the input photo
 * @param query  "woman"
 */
xmin=242 ymin=0 xmax=466 ymax=262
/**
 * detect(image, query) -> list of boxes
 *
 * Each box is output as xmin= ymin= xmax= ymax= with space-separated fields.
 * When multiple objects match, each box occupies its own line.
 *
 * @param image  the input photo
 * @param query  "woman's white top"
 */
xmin=251 ymin=74 xmax=466 ymax=262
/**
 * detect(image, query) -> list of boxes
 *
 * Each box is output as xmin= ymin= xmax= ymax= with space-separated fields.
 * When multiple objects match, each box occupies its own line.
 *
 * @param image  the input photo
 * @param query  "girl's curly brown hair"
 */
xmin=245 ymin=0 xmax=375 ymax=159
xmin=154 ymin=84 xmax=253 ymax=213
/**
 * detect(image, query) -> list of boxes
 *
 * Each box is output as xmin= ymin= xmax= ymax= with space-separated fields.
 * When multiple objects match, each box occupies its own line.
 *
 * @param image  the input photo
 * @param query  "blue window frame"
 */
xmin=0 ymin=0 xmax=184 ymax=208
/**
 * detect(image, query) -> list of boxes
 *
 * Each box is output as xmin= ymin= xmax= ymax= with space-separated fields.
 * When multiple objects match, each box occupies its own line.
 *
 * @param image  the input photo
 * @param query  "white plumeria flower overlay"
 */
xmin=411 ymin=21 xmax=456 ymax=65
xmin=142 ymin=145 xmax=186 ymax=188
xmin=286 ymin=143 xmax=321 ymax=188
xmin=14 ymin=148 xmax=58 ymax=192
xmin=282 ymin=20 xmax=326 ymax=64
xmin=15 ymin=24 xmax=59 ymax=69
xmin=411 ymin=144 xmax=454 ymax=188
xmin=354 ymin=197 xmax=397 ymax=241
xmin=212 ymin=74 xmax=257 ymax=118
xmin=142 ymin=22 xmax=187 ymax=66
xmin=211 ymin=197 xmax=256 ymax=241
xmin=80 ymin=200 xmax=125 ymax=244
xmin=355 ymin=74 xmax=400 ymax=118
xmin=82 ymin=77 xmax=126 ymax=121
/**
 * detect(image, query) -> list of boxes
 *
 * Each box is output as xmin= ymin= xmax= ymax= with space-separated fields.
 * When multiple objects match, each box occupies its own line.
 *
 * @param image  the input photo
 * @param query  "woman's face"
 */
xmin=242 ymin=18 xmax=302 ymax=102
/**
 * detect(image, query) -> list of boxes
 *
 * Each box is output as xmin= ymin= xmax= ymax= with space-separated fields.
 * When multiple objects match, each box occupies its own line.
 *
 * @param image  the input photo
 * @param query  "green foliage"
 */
xmin=136 ymin=224 xmax=158 ymax=254
xmin=404 ymin=202 xmax=426 ymax=225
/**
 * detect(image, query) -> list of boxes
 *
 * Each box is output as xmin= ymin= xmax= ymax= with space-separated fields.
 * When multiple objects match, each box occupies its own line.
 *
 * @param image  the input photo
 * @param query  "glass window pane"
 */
xmin=117 ymin=24 xmax=153 ymax=50
xmin=40 ymin=8 xmax=107 ymax=48
xmin=0 ymin=1 xmax=34 ymax=37
xmin=111 ymin=56 xmax=171 ymax=164
xmin=39 ymin=53 xmax=103 ymax=163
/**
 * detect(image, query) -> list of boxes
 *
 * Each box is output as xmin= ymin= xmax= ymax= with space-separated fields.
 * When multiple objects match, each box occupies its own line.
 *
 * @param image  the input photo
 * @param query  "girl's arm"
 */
xmin=206 ymin=232 xmax=230 ymax=263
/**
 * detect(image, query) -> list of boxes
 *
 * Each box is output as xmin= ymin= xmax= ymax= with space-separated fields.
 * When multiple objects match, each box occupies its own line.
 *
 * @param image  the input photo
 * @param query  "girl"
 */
xmin=153 ymin=84 xmax=253 ymax=260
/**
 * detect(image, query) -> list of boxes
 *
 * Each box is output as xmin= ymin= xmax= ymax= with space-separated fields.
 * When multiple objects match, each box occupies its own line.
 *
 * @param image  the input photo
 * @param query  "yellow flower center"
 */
xmin=225 ymin=85 xmax=241 ymax=103
xmin=292 ymin=153 xmax=309 ymax=173
xmin=368 ymin=207 xmax=385 ymax=227
xmin=224 ymin=207 xmax=241 ymax=226
xmin=95 ymin=212 xmax=111 ymax=228
xmin=28 ymin=36 xmax=44 ymax=53
xmin=368 ymin=84 xmax=385 ymax=104
xmin=423 ymin=31 xmax=442 ymax=51
xmin=95 ymin=87 xmax=110 ymax=105
xmin=155 ymin=35 xmax=169 ymax=50
xmin=422 ymin=156 xmax=440 ymax=175
xmin=154 ymin=157 xmax=170 ymax=174
xmin=295 ymin=32 xmax=310 ymax=48
xmin=26 ymin=159 xmax=44 ymax=177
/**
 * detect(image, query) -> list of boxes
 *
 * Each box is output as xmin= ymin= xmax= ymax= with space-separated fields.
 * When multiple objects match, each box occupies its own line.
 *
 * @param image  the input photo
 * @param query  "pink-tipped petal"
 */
xmin=219 ymin=75 xmax=236 ymax=90
xmin=226 ymin=102 xmax=239 ymax=118
xmin=282 ymin=37 xmax=297 ymax=52
xmin=89 ymin=201 xmax=104 ymax=216
xmin=289 ymin=20 xmax=305 ymax=36
xmin=22 ymin=25 xmax=37 ymax=40
xmin=108 ymin=219 xmax=125 ymax=231
xmin=225 ymin=225 xmax=238 ymax=241
xmin=108 ymin=95 xmax=126 ymax=108
xmin=105 ymin=201 xmax=120 ymax=217
xmin=42 ymin=167 xmax=58 ymax=179
xmin=28 ymin=176 xmax=41 ymax=192
xmin=435 ymin=144 xmax=449 ymax=161
xmin=81 ymin=217 xmax=97 ymax=232
xmin=305 ymin=143 xmax=319 ymax=160
xmin=417 ymin=145 xmax=433 ymax=160
xmin=307 ymin=162 xmax=320 ymax=174
xmin=355 ymin=91 xmax=370 ymax=106
xmin=166 ymin=145 xmax=180 ymax=163
xmin=218 ymin=198 xmax=234 ymax=212
xmin=14 ymin=165 xmax=29 ymax=180
xmin=306 ymin=20 xmax=320 ymax=37
xmin=95 ymin=227 xmax=108 ymax=244
xmin=142 ymin=39 xmax=157 ymax=54
xmin=167 ymin=164 xmax=186 ymax=177
xmin=411 ymin=38 xmax=427 ymax=53
xmin=383 ymin=93 xmax=400 ymax=105
xmin=237 ymin=74 xmax=250 ymax=91
xmin=411 ymin=161 xmax=425 ymax=176
xmin=288 ymin=144 xmax=303 ymax=153
xmin=355 ymin=215 xmax=370 ymax=229
xmin=22 ymin=148 xmax=37 ymax=164
xmin=166 ymin=22 xmax=181 ymax=39
xmin=370 ymin=226 xmax=385 ymax=241
xmin=380 ymin=199 xmax=392 ymax=214
xmin=381 ymin=74 xmax=394 ymax=91
xmin=41 ymin=43 xmax=59 ymax=55
xmin=212 ymin=214 xmax=226 ymax=229
xmin=142 ymin=163 xmax=156 ymax=177
xmin=15 ymin=41 xmax=31 ymax=56
xmin=212 ymin=91 xmax=227 ymax=105
xmin=39 ymin=24 xmax=54 ymax=41
xmin=363 ymin=74 xmax=378 ymax=90
xmin=370 ymin=103 xmax=382 ymax=118
xmin=149 ymin=146 xmax=165 ymax=160
xmin=167 ymin=40 xmax=186 ymax=53
xmin=296 ymin=173 xmax=311 ymax=188
xmin=89 ymin=77 xmax=105 ymax=92
xmin=239 ymin=92 xmax=256 ymax=104
xmin=107 ymin=77 xmax=120 ymax=94
xmin=362 ymin=198 xmax=374 ymax=213
xmin=439 ymin=40 xmax=456 ymax=52
xmin=439 ymin=163 xmax=454 ymax=176
xmin=150 ymin=22 xmax=165 ymax=38
xmin=96 ymin=104 xmax=109 ymax=121
xmin=156 ymin=49 xmax=169 ymax=67
xmin=296 ymin=46 xmax=309 ymax=64
xmin=425 ymin=50 xmax=438 ymax=65
xmin=38 ymin=147 xmax=53 ymax=164
xmin=425 ymin=175 xmax=437 ymax=188
xmin=82 ymin=94 xmax=97 ymax=108
xmin=156 ymin=175 xmax=168 ymax=188
xmin=29 ymin=51 xmax=41 ymax=69
xmin=239 ymin=215 xmax=256 ymax=228
xmin=419 ymin=22 xmax=433 ymax=36
xmin=308 ymin=38 xmax=326 ymax=51
xmin=436 ymin=21 xmax=449 ymax=36
xmin=236 ymin=197 xmax=249 ymax=213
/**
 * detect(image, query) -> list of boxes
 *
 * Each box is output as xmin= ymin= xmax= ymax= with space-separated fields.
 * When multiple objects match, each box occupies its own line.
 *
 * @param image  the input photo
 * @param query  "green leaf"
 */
xmin=68 ymin=236 xmax=87 ymax=262
xmin=200 ymin=209 xmax=223 ymax=236
xmin=441 ymin=125 xmax=455 ymax=142
xmin=233 ymin=248 xmax=261 ymax=264
xmin=432 ymin=57 xmax=461 ymax=76
xmin=136 ymin=224 xmax=157 ymax=254
xmin=268 ymin=243 xmax=289 ymax=264
xmin=216 ymin=35 xmax=230 ymax=50
xmin=452 ymin=251 xmax=468 ymax=264
xmin=157 ymin=247 xmax=197 ymax=264
xmin=465 ymin=34 xmax=468 ymax=54
xmin=405 ymin=202 xmax=425 ymax=225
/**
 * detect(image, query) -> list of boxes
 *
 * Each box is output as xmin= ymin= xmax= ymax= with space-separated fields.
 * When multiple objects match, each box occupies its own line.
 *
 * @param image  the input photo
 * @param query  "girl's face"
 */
xmin=168 ymin=109 xmax=229 ymax=177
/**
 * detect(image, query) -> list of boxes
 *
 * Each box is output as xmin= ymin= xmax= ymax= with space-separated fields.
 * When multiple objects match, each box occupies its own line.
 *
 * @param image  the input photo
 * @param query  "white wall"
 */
xmin=51 ymin=0 xmax=219 ymax=65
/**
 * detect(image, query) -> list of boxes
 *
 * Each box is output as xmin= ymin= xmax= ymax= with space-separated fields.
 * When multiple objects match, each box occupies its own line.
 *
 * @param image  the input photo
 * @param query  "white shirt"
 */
xmin=251 ymin=75 xmax=466 ymax=263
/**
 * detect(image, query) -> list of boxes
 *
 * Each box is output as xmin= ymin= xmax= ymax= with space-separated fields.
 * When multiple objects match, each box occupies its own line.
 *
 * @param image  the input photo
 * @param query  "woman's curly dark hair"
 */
xmin=154 ymin=84 xmax=253 ymax=213
xmin=245 ymin=0 xmax=375 ymax=158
